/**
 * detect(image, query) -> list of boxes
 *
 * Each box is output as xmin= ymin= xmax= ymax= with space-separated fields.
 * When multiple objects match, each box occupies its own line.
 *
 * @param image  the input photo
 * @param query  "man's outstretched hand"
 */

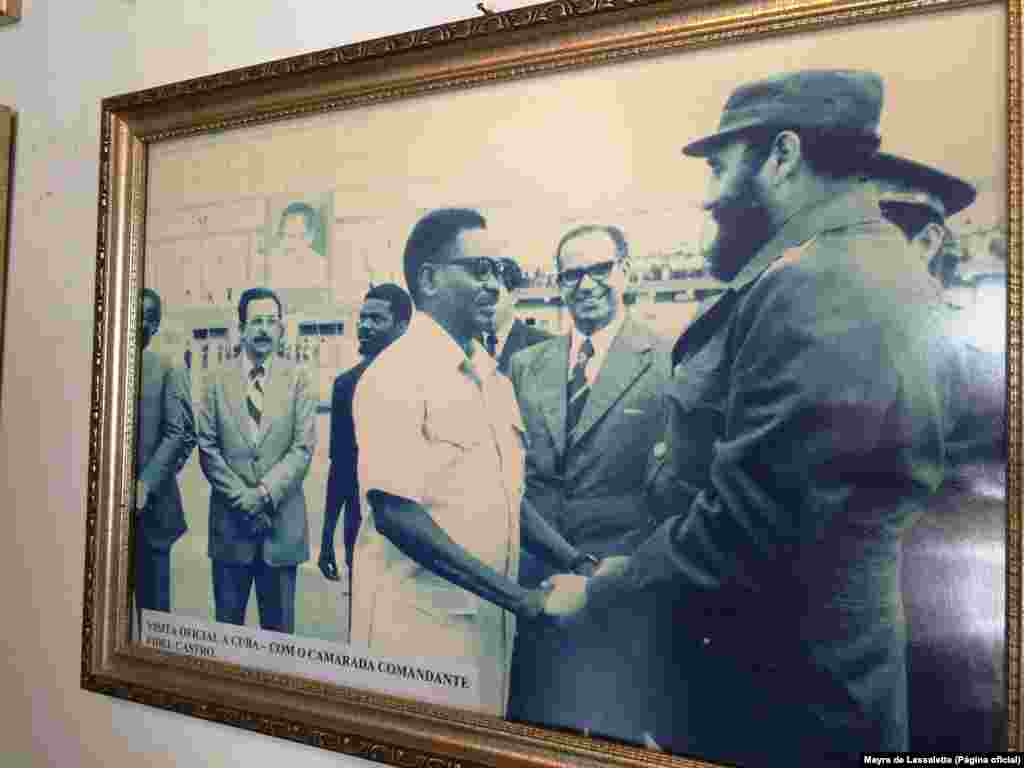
xmin=540 ymin=573 xmax=590 ymax=621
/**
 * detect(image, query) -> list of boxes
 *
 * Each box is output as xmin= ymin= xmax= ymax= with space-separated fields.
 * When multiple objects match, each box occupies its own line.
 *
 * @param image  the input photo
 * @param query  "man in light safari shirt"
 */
xmin=351 ymin=208 xmax=599 ymax=716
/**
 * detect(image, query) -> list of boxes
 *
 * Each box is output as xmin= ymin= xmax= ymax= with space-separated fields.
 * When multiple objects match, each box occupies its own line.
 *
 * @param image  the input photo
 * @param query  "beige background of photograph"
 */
xmin=0 ymin=0 xmax=1008 ymax=766
xmin=148 ymin=4 xmax=1006 ymax=277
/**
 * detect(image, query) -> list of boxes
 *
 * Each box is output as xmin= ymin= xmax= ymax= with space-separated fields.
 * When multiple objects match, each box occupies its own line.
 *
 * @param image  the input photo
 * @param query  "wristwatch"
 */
xmin=569 ymin=552 xmax=600 ymax=575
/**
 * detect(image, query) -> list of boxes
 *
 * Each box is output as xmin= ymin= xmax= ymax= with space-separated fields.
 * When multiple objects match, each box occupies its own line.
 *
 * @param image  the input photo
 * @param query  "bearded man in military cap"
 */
xmin=868 ymin=152 xmax=977 ymax=289
xmin=869 ymin=153 xmax=1007 ymax=752
xmin=548 ymin=70 xmax=959 ymax=766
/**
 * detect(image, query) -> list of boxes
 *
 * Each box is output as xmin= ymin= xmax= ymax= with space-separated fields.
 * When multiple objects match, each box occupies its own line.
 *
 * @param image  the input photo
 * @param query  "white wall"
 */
xmin=0 ymin=2 xmax=476 ymax=765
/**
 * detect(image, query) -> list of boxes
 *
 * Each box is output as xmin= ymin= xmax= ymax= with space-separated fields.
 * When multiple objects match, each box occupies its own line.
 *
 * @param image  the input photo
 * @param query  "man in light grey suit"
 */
xmin=507 ymin=224 xmax=677 ymax=748
xmin=197 ymin=286 xmax=317 ymax=634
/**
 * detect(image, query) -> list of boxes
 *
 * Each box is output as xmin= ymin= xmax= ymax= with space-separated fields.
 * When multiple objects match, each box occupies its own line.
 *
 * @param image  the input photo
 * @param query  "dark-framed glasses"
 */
xmin=444 ymin=257 xmax=514 ymax=284
xmin=556 ymin=260 xmax=617 ymax=291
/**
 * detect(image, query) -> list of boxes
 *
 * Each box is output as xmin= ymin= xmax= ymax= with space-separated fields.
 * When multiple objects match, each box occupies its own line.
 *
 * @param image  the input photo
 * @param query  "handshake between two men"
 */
xmin=523 ymin=556 xmax=632 ymax=624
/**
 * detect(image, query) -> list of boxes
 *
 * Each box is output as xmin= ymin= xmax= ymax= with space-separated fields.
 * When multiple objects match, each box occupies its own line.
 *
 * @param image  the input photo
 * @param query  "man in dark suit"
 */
xmin=507 ymin=224 xmax=674 ymax=748
xmin=135 ymin=288 xmax=195 ymax=629
xmin=197 ymin=286 xmax=317 ymax=634
xmin=482 ymin=258 xmax=552 ymax=374
xmin=560 ymin=71 xmax=958 ymax=767
xmin=319 ymin=283 xmax=412 ymax=584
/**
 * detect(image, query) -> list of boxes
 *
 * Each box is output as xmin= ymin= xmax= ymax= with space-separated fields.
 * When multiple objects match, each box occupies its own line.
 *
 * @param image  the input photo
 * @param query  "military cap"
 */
xmin=867 ymin=152 xmax=977 ymax=220
xmin=683 ymin=69 xmax=884 ymax=157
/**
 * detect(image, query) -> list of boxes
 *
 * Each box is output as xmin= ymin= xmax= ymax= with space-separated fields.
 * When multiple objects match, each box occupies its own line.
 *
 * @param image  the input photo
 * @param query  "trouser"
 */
xmin=343 ymin=496 xmax=362 ymax=571
xmin=212 ymin=559 xmax=297 ymax=634
xmin=134 ymin=538 xmax=171 ymax=635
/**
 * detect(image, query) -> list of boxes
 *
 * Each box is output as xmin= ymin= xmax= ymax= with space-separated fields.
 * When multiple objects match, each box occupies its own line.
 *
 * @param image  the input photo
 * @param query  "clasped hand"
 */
xmin=229 ymin=486 xmax=272 ymax=536
xmin=531 ymin=556 xmax=631 ymax=624
xmin=538 ymin=574 xmax=589 ymax=621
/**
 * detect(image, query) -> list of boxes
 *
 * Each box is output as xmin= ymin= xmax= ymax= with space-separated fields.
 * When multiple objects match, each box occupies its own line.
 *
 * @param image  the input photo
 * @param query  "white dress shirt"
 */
xmin=568 ymin=306 xmax=626 ymax=384
xmin=242 ymin=352 xmax=273 ymax=442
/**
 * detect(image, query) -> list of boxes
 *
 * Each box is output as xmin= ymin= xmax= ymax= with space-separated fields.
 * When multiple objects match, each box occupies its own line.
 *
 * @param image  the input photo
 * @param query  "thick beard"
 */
xmin=705 ymin=172 xmax=775 ymax=282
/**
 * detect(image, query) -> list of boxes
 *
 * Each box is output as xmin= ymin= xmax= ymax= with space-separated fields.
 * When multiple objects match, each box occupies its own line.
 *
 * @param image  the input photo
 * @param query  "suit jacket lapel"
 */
xmin=573 ymin=318 xmax=651 ymax=444
xmin=497 ymin=320 xmax=522 ymax=373
xmin=531 ymin=335 xmax=570 ymax=460
xmin=225 ymin=359 xmax=257 ymax=448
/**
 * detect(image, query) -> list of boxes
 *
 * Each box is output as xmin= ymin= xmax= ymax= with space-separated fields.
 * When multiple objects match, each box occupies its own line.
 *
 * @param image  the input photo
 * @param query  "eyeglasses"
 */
xmin=246 ymin=315 xmax=281 ymax=328
xmin=556 ymin=260 xmax=618 ymax=291
xmin=442 ymin=257 xmax=517 ymax=286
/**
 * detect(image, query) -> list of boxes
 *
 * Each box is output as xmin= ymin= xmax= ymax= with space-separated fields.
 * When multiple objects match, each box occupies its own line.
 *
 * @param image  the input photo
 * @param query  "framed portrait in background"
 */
xmin=82 ymin=1 xmax=1019 ymax=767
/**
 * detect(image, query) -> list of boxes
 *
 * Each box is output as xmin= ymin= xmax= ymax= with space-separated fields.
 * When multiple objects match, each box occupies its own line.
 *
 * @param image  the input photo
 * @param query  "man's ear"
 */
xmin=915 ymin=221 xmax=947 ymax=273
xmin=768 ymin=130 xmax=802 ymax=182
xmin=418 ymin=263 xmax=440 ymax=301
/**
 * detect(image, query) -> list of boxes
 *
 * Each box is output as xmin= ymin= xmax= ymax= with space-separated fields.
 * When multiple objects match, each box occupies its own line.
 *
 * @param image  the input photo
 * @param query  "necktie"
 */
xmin=566 ymin=338 xmax=594 ymax=446
xmin=247 ymin=365 xmax=264 ymax=430
xmin=485 ymin=333 xmax=498 ymax=358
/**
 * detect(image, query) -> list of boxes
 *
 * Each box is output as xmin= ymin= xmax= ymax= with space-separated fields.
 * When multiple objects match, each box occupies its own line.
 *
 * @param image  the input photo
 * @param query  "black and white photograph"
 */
xmin=82 ymin=1 xmax=1013 ymax=766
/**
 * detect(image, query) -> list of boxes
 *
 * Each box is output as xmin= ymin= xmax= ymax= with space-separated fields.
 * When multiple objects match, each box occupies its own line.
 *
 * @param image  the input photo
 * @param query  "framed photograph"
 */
xmin=82 ymin=1 xmax=1019 ymax=767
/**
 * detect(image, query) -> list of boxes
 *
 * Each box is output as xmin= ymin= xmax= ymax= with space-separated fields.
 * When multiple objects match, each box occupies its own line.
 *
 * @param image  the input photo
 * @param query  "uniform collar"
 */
xmin=412 ymin=312 xmax=494 ymax=379
xmin=729 ymin=185 xmax=883 ymax=292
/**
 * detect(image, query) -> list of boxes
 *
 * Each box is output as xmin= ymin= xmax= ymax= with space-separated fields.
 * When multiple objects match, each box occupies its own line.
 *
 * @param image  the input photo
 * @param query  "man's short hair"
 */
xmin=278 ymin=202 xmax=319 ymax=236
xmin=739 ymin=126 xmax=881 ymax=180
xmin=365 ymin=283 xmax=413 ymax=326
xmin=238 ymin=287 xmax=283 ymax=325
xmin=141 ymin=287 xmax=162 ymax=326
xmin=402 ymin=208 xmax=487 ymax=307
xmin=554 ymin=224 xmax=629 ymax=271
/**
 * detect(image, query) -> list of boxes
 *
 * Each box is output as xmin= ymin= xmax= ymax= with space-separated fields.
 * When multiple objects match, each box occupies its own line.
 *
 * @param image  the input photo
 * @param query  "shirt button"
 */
xmin=652 ymin=442 xmax=667 ymax=460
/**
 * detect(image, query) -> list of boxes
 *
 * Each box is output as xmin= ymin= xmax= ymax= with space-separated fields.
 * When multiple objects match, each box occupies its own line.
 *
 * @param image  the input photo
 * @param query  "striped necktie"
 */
xmin=566 ymin=337 xmax=594 ymax=446
xmin=247 ymin=364 xmax=265 ymax=430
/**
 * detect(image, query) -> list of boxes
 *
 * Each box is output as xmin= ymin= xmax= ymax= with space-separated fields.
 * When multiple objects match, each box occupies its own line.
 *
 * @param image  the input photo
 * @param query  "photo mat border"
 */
xmin=82 ymin=0 xmax=1022 ymax=766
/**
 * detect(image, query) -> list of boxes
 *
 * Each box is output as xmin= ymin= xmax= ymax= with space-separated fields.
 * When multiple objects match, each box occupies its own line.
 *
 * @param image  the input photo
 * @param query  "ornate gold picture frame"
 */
xmin=82 ymin=1 xmax=1020 ymax=766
